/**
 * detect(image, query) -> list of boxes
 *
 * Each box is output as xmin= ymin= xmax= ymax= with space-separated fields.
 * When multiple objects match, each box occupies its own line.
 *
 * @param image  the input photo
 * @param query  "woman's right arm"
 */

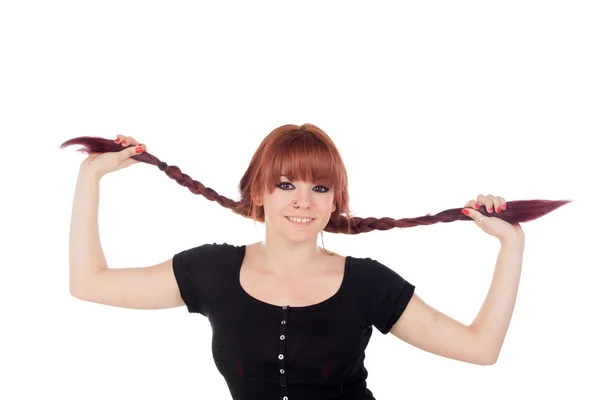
xmin=69 ymin=169 xmax=184 ymax=310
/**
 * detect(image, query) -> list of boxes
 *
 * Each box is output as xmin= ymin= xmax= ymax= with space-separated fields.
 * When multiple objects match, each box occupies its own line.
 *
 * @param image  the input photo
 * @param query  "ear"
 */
xmin=331 ymin=203 xmax=336 ymax=213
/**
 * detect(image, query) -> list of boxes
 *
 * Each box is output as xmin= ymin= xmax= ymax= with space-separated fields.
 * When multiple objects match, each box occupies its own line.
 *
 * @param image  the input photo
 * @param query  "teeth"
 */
xmin=287 ymin=216 xmax=313 ymax=224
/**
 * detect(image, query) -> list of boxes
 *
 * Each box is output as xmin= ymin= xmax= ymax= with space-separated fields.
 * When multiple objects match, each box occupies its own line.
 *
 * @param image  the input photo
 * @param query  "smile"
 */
xmin=285 ymin=216 xmax=315 ymax=226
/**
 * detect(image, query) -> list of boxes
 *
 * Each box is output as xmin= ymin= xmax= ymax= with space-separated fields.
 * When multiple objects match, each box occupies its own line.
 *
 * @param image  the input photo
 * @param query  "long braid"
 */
xmin=60 ymin=135 xmax=572 ymax=235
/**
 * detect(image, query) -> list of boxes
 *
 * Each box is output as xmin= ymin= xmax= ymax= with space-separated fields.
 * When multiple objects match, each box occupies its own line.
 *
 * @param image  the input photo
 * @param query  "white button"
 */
xmin=283 ymin=397 xmax=288 ymax=400
xmin=283 ymin=306 xmax=288 ymax=309
xmin=278 ymin=354 xmax=284 ymax=360
xmin=280 ymin=335 xmax=285 ymax=340
xmin=280 ymin=369 xmax=285 ymax=374
xmin=281 ymin=320 xmax=286 ymax=325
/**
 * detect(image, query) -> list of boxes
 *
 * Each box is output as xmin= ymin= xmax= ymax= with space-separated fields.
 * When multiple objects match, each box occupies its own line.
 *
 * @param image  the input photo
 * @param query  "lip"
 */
xmin=285 ymin=216 xmax=316 ymax=227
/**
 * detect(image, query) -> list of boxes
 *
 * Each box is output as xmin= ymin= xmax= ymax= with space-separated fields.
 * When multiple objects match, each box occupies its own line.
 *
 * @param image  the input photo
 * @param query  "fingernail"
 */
xmin=115 ymin=137 xmax=121 ymax=143
xmin=135 ymin=146 xmax=143 ymax=154
xmin=461 ymin=209 xmax=469 ymax=215
xmin=502 ymin=204 xmax=506 ymax=210
xmin=122 ymin=140 xmax=128 ymax=145
xmin=474 ymin=204 xmax=480 ymax=209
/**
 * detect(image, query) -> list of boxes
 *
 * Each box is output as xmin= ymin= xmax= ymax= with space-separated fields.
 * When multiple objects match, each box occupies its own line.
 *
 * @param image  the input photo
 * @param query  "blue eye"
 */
xmin=277 ymin=182 xmax=329 ymax=193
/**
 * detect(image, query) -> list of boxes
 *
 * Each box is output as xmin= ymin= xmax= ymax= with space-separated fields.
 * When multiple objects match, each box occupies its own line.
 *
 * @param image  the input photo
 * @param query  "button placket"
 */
xmin=279 ymin=305 xmax=289 ymax=398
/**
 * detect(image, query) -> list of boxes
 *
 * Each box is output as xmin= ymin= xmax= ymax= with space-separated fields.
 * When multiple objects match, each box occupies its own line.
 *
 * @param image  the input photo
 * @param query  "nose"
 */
xmin=293 ymin=187 xmax=313 ymax=208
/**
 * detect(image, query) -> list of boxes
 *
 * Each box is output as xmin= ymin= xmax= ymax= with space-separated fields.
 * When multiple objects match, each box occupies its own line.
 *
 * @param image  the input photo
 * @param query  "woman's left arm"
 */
xmin=390 ymin=240 xmax=523 ymax=365
xmin=469 ymin=240 xmax=524 ymax=363
xmin=390 ymin=195 xmax=525 ymax=365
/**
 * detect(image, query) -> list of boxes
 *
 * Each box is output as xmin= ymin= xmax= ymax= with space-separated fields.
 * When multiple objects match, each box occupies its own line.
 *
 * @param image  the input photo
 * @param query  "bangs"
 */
xmin=263 ymin=134 xmax=341 ymax=191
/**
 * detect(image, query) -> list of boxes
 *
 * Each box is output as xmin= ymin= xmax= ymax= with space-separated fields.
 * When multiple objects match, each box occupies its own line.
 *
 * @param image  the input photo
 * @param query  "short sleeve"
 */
xmin=363 ymin=259 xmax=416 ymax=335
xmin=172 ymin=242 xmax=234 ymax=316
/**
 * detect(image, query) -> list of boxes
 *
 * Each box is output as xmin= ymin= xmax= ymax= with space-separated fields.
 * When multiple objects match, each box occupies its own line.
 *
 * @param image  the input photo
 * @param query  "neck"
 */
xmin=255 ymin=236 xmax=325 ymax=277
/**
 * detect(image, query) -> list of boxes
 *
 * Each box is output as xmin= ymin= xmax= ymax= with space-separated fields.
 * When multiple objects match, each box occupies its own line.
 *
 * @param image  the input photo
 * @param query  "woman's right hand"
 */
xmin=79 ymin=135 xmax=147 ymax=180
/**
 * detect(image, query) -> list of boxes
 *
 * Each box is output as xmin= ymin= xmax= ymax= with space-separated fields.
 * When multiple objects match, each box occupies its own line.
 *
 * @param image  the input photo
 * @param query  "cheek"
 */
xmin=321 ymin=195 xmax=336 ymax=209
xmin=263 ymin=198 xmax=287 ymax=216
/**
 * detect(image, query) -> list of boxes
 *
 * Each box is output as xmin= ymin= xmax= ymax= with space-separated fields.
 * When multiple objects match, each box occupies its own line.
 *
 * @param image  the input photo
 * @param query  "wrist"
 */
xmin=78 ymin=167 xmax=102 ymax=183
xmin=500 ymin=236 xmax=524 ymax=250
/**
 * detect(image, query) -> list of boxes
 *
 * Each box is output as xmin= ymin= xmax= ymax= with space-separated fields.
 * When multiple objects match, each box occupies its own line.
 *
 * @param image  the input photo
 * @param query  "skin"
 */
xmin=114 ymin=134 xmax=337 ymax=277
xmin=114 ymin=134 xmax=525 ymax=366
xmin=253 ymin=174 xmax=338 ymax=277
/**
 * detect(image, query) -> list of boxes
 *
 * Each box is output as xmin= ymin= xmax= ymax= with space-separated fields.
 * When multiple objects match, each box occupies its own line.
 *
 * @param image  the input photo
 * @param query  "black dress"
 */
xmin=173 ymin=242 xmax=415 ymax=400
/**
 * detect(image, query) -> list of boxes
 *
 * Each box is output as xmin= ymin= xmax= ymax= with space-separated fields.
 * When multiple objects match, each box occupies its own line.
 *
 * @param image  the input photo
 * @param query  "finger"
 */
xmin=464 ymin=199 xmax=480 ymax=210
xmin=498 ymin=196 xmax=507 ymax=211
xmin=492 ymin=198 xmax=502 ymax=213
xmin=481 ymin=194 xmax=501 ymax=213
xmin=461 ymin=207 xmax=486 ymax=224
xmin=119 ymin=144 xmax=144 ymax=162
xmin=115 ymin=134 xmax=132 ymax=145
xmin=488 ymin=196 xmax=503 ymax=213
xmin=477 ymin=194 xmax=495 ymax=213
xmin=119 ymin=136 xmax=139 ymax=147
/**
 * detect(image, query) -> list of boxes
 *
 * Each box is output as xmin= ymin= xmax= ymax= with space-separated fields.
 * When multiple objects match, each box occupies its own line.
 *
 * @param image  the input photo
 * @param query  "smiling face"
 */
xmin=255 ymin=173 xmax=336 ymax=241
xmin=241 ymin=124 xmax=351 ymax=236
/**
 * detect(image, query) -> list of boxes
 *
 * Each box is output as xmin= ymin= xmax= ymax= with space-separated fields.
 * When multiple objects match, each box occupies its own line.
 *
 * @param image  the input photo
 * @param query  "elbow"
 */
xmin=69 ymin=283 xmax=79 ymax=298
xmin=477 ymin=352 xmax=499 ymax=366
xmin=70 ymin=284 xmax=86 ymax=299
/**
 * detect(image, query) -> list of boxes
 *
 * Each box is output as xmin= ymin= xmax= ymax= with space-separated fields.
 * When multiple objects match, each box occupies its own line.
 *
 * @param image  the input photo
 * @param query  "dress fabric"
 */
xmin=172 ymin=242 xmax=416 ymax=400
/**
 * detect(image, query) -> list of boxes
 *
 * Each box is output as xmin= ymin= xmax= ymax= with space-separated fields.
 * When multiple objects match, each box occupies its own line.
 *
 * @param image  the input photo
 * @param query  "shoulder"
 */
xmin=175 ymin=241 xmax=239 ymax=257
xmin=174 ymin=242 xmax=242 ymax=270
xmin=347 ymin=255 xmax=406 ymax=282
xmin=172 ymin=242 xmax=243 ymax=312
xmin=346 ymin=255 xmax=416 ymax=334
xmin=345 ymin=254 xmax=415 ymax=305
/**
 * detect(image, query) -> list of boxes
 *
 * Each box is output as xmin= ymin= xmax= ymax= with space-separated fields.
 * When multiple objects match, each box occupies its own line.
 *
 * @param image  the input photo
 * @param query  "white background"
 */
xmin=1 ymin=1 xmax=598 ymax=399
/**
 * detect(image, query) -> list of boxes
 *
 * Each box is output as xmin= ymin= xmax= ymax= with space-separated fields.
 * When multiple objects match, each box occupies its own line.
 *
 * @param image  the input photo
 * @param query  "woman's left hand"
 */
xmin=462 ymin=194 xmax=525 ymax=246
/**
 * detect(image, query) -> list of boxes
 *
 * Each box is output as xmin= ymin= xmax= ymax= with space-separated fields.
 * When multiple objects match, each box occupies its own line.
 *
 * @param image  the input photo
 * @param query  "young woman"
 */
xmin=64 ymin=123 xmax=567 ymax=400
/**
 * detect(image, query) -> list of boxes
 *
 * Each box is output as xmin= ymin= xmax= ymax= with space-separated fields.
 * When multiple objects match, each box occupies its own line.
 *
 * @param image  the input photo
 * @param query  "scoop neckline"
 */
xmin=235 ymin=244 xmax=350 ymax=311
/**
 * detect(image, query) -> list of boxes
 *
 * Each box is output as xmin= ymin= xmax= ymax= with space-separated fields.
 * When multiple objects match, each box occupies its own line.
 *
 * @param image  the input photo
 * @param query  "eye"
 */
xmin=276 ymin=182 xmax=329 ymax=193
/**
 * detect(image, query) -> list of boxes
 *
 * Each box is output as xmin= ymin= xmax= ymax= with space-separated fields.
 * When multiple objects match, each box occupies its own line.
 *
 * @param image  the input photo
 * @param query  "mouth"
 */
xmin=285 ymin=216 xmax=316 ymax=226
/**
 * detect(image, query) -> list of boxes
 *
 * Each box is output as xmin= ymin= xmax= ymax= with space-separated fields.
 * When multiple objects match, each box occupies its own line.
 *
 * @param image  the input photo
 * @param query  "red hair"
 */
xmin=60 ymin=123 xmax=572 ymax=237
xmin=235 ymin=123 xmax=351 ymax=233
